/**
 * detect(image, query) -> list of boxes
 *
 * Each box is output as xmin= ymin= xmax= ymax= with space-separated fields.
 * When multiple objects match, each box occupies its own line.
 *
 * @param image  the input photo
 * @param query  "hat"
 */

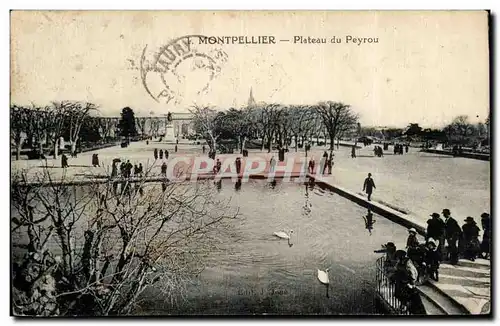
xmin=442 ymin=208 xmax=451 ymax=215
xmin=385 ymin=242 xmax=395 ymax=248
xmin=481 ymin=212 xmax=490 ymax=219
xmin=464 ymin=216 xmax=475 ymax=223
xmin=430 ymin=213 xmax=440 ymax=218
xmin=408 ymin=228 xmax=417 ymax=234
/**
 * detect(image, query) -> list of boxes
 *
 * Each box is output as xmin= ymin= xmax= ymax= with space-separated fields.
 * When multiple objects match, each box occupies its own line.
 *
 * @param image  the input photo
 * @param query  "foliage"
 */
xmin=118 ymin=107 xmax=138 ymax=139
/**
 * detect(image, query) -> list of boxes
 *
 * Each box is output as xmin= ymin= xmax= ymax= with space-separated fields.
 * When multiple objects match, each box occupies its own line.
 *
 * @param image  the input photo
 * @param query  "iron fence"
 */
xmin=375 ymin=256 xmax=410 ymax=315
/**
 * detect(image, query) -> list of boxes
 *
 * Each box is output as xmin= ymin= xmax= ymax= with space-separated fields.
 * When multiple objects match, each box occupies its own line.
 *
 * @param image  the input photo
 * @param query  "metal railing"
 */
xmin=375 ymin=256 xmax=410 ymax=315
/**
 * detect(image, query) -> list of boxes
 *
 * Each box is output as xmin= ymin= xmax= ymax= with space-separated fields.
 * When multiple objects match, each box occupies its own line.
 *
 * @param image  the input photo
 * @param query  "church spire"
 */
xmin=248 ymin=87 xmax=256 ymax=107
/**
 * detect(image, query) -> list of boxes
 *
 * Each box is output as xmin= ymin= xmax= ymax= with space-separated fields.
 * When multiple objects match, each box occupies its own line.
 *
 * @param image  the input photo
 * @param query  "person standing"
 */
xmin=159 ymin=149 xmax=164 ymax=160
xmin=161 ymin=162 xmax=167 ymax=176
xmin=351 ymin=145 xmax=356 ymax=158
xmin=391 ymin=250 xmax=424 ymax=314
xmin=480 ymin=213 xmax=491 ymax=259
xmin=138 ymin=163 xmax=144 ymax=177
xmin=165 ymin=149 xmax=169 ymax=159
xmin=308 ymin=158 xmax=315 ymax=174
xmin=442 ymin=209 xmax=462 ymax=265
xmin=61 ymin=153 xmax=68 ymax=168
xmin=154 ymin=148 xmax=158 ymax=160
xmin=426 ymin=213 xmax=445 ymax=260
xmin=462 ymin=217 xmax=480 ymax=261
xmin=175 ymin=144 xmax=178 ymax=153
xmin=327 ymin=158 xmax=333 ymax=174
xmin=363 ymin=173 xmax=376 ymax=201
xmin=235 ymin=157 xmax=242 ymax=174
xmin=269 ymin=156 xmax=276 ymax=173
xmin=406 ymin=228 xmax=420 ymax=263
xmin=216 ymin=159 xmax=222 ymax=173
xmin=111 ymin=161 xmax=118 ymax=178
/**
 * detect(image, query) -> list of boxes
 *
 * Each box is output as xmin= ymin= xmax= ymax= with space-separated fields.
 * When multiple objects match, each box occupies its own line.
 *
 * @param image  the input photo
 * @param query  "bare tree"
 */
xmin=149 ymin=118 xmax=161 ymax=138
xmin=259 ymin=103 xmax=283 ymax=153
xmin=63 ymin=102 xmax=97 ymax=154
xmin=315 ymin=101 xmax=359 ymax=155
xmin=288 ymin=105 xmax=313 ymax=152
xmin=10 ymin=105 xmax=31 ymax=160
xmin=190 ymin=105 xmax=221 ymax=154
xmin=97 ymin=118 xmax=113 ymax=141
xmin=11 ymin=165 xmax=239 ymax=316
xmin=135 ymin=117 xmax=147 ymax=136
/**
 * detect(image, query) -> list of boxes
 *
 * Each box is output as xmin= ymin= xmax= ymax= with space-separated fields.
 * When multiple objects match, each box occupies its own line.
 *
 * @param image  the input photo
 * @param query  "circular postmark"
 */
xmin=140 ymin=35 xmax=228 ymax=105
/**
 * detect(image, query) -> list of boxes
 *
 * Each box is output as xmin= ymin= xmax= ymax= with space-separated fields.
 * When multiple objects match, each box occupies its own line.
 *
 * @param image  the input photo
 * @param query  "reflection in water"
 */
xmin=363 ymin=210 xmax=376 ymax=235
xmin=215 ymin=179 xmax=222 ymax=191
xmin=302 ymin=183 xmax=312 ymax=216
xmin=235 ymin=178 xmax=242 ymax=191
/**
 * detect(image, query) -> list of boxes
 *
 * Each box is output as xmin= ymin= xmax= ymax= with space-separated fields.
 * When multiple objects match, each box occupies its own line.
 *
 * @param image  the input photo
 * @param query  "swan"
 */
xmin=273 ymin=230 xmax=293 ymax=240
xmin=317 ymin=268 xmax=330 ymax=285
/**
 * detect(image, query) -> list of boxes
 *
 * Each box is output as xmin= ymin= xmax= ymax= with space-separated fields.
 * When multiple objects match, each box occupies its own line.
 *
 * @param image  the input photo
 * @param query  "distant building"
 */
xmin=248 ymin=87 xmax=256 ymax=107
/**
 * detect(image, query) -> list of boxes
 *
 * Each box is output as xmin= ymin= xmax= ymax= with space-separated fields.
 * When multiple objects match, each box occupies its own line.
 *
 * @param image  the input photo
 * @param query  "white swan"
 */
xmin=273 ymin=230 xmax=293 ymax=240
xmin=317 ymin=268 xmax=330 ymax=285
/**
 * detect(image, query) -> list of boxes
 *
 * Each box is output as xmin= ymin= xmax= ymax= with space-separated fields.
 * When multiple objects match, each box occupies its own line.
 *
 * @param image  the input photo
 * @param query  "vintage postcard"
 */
xmin=10 ymin=10 xmax=490 ymax=316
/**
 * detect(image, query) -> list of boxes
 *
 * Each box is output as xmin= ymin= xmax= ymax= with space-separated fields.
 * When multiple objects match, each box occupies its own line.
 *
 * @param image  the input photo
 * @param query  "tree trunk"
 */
xmin=16 ymin=141 xmax=21 ymax=161
xmin=329 ymin=134 xmax=335 ymax=151
xmin=242 ymin=137 xmax=247 ymax=152
xmin=53 ymin=140 xmax=59 ymax=159
xmin=261 ymin=136 xmax=265 ymax=152
xmin=294 ymin=135 xmax=298 ymax=152
xmin=70 ymin=136 xmax=78 ymax=154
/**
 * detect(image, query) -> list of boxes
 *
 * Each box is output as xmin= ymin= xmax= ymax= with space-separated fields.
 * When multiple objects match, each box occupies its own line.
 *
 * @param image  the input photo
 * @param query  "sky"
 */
xmin=11 ymin=11 xmax=489 ymax=128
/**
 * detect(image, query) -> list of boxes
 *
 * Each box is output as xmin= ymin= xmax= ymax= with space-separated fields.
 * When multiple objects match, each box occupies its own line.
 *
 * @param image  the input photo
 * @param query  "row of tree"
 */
xmin=190 ymin=101 xmax=360 ymax=155
xmin=351 ymin=114 xmax=490 ymax=146
xmin=10 ymin=103 xmax=148 ymax=160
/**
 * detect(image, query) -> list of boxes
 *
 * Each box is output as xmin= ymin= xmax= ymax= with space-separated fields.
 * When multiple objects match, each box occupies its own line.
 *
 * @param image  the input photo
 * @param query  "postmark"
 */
xmin=140 ymin=35 xmax=228 ymax=105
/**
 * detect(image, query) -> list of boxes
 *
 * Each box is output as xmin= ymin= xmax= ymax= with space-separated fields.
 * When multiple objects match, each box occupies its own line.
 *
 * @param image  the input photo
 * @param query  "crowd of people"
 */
xmin=376 ymin=209 xmax=491 ymax=314
xmin=373 ymin=146 xmax=384 ymax=157
xmin=393 ymin=144 xmax=409 ymax=155
xmin=308 ymin=151 xmax=334 ymax=174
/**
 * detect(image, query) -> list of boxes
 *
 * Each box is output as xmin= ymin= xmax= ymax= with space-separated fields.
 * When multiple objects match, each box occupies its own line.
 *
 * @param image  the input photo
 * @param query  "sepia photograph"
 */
xmin=10 ymin=10 xmax=491 ymax=316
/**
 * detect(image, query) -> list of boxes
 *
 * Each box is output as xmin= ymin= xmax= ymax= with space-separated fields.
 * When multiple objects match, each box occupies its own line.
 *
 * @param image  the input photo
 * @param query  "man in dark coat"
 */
xmin=308 ymin=158 xmax=315 ymax=174
xmin=165 ymin=149 xmax=169 ymax=159
xmin=61 ymin=154 xmax=68 ymax=168
xmin=351 ymin=145 xmax=356 ymax=158
xmin=443 ymin=208 xmax=462 ymax=265
xmin=363 ymin=173 xmax=376 ymax=201
xmin=426 ymin=213 xmax=445 ymax=260
xmin=159 ymin=149 xmax=164 ymax=159
xmin=462 ymin=217 xmax=480 ymax=261
xmin=480 ymin=213 xmax=491 ymax=259
xmin=154 ymin=148 xmax=158 ymax=160
xmin=161 ymin=162 xmax=167 ymax=176
xmin=235 ymin=157 xmax=242 ymax=174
